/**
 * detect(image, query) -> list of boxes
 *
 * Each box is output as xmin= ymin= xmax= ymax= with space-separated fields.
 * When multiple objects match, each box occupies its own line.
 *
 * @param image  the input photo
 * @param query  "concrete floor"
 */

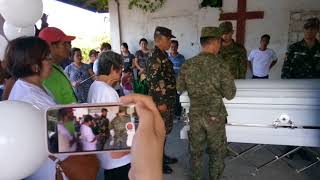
xmin=97 ymin=120 xmax=320 ymax=180
xmin=164 ymin=121 xmax=320 ymax=180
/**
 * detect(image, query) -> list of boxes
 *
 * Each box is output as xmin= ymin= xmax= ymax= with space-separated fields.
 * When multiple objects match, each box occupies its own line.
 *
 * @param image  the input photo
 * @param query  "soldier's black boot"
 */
xmin=163 ymin=138 xmax=178 ymax=164
xmin=164 ymin=154 xmax=178 ymax=164
xmin=163 ymin=163 xmax=173 ymax=174
xmin=163 ymin=140 xmax=174 ymax=174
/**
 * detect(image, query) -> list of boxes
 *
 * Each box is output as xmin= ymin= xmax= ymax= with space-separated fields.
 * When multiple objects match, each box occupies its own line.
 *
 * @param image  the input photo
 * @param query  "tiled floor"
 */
xmin=164 ymin=121 xmax=320 ymax=180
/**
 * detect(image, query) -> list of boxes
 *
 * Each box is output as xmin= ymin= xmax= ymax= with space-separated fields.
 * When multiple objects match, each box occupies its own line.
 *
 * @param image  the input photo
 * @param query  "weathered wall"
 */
xmin=288 ymin=11 xmax=320 ymax=46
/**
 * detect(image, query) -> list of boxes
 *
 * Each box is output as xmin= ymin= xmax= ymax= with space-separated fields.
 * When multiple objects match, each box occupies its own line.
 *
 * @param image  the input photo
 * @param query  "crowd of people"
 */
xmin=53 ymin=107 xmax=111 ymax=153
xmin=0 ymin=13 xmax=318 ymax=180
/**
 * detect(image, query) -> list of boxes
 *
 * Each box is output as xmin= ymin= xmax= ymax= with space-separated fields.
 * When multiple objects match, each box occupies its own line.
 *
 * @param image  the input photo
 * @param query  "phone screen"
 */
xmin=46 ymin=103 xmax=137 ymax=154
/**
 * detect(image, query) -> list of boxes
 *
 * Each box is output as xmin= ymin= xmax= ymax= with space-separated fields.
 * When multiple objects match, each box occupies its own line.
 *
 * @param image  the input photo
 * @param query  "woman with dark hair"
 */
xmin=6 ymin=36 xmax=61 ymax=179
xmin=6 ymin=36 xmax=99 ymax=180
xmin=132 ymin=38 xmax=150 ymax=95
xmin=87 ymin=51 xmax=131 ymax=180
xmin=133 ymin=38 xmax=150 ymax=79
xmin=120 ymin=42 xmax=135 ymax=71
xmin=64 ymin=47 xmax=95 ymax=103
xmin=7 ymin=36 xmax=55 ymax=108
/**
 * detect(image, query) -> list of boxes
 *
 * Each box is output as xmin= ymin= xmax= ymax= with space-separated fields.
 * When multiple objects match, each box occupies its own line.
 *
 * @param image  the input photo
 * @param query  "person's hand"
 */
xmin=157 ymin=104 xmax=167 ymax=112
xmin=41 ymin=13 xmax=48 ymax=22
xmin=138 ymin=69 xmax=145 ymax=75
xmin=120 ymin=94 xmax=165 ymax=180
xmin=72 ymin=81 xmax=81 ymax=87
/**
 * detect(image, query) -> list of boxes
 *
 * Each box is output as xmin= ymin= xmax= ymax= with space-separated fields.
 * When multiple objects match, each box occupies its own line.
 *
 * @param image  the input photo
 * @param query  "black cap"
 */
xmin=154 ymin=26 xmax=176 ymax=38
xmin=304 ymin=17 xmax=320 ymax=29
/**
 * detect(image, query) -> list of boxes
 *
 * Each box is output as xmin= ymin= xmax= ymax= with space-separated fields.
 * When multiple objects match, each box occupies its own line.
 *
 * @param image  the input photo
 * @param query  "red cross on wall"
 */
xmin=219 ymin=0 xmax=264 ymax=45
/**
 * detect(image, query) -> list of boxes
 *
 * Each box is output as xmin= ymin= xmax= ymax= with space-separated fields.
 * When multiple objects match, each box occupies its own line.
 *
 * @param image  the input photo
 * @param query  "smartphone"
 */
xmin=46 ymin=103 xmax=137 ymax=155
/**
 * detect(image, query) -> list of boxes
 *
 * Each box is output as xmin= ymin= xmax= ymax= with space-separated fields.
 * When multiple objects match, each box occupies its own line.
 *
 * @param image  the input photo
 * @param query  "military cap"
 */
xmin=154 ymin=26 xmax=176 ymax=38
xmin=200 ymin=26 xmax=223 ymax=38
xmin=304 ymin=17 xmax=320 ymax=29
xmin=219 ymin=21 xmax=233 ymax=33
xmin=118 ymin=106 xmax=127 ymax=114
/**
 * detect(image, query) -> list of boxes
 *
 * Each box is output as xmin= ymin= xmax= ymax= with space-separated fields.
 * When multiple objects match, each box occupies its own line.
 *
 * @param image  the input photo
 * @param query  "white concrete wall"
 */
xmin=109 ymin=0 xmax=320 ymax=79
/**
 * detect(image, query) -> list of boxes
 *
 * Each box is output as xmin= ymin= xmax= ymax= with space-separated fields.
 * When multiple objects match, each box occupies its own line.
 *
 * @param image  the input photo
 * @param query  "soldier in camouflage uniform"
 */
xmin=177 ymin=27 xmax=236 ymax=180
xmin=109 ymin=107 xmax=130 ymax=148
xmin=281 ymin=17 xmax=320 ymax=79
xmin=219 ymin=21 xmax=248 ymax=79
xmin=96 ymin=108 xmax=110 ymax=150
xmin=281 ymin=17 xmax=320 ymax=160
xmin=146 ymin=26 xmax=177 ymax=174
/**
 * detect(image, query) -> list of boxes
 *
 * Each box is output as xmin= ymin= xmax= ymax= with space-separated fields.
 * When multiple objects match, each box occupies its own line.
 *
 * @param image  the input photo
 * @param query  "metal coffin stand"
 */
xmin=180 ymin=79 xmax=320 ymax=173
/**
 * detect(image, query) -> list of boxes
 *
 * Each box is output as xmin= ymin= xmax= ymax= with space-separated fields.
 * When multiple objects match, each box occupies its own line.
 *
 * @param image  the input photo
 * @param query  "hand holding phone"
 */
xmin=120 ymin=94 xmax=165 ymax=180
xmin=46 ymin=103 xmax=137 ymax=154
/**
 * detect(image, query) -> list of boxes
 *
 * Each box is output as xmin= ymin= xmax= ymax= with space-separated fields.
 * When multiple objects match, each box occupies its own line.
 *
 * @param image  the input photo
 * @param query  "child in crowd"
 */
xmin=121 ymin=68 xmax=134 ymax=95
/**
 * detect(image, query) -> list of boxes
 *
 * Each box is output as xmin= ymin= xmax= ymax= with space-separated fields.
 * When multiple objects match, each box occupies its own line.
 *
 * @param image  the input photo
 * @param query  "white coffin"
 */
xmin=180 ymin=79 xmax=320 ymax=147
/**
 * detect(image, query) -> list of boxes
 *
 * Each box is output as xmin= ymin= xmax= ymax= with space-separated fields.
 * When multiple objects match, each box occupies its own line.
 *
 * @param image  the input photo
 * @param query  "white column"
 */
xmin=109 ymin=0 xmax=121 ymax=53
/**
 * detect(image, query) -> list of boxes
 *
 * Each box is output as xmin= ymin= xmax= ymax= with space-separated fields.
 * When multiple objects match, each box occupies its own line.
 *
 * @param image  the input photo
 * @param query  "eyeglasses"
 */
xmin=52 ymin=41 xmax=72 ymax=47
xmin=63 ymin=41 xmax=72 ymax=46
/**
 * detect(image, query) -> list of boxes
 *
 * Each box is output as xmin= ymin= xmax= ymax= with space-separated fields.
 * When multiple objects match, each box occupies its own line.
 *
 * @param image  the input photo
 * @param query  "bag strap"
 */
xmin=49 ymin=155 xmax=64 ymax=180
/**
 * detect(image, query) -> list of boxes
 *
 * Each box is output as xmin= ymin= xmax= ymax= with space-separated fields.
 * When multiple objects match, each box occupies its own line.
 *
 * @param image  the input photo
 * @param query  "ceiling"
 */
xmin=56 ymin=0 xmax=109 ymax=13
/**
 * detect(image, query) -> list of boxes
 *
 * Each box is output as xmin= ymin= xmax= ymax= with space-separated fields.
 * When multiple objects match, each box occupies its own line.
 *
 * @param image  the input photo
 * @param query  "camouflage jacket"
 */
xmin=177 ymin=52 xmax=236 ymax=116
xmin=220 ymin=41 xmax=247 ymax=79
xmin=110 ymin=115 xmax=130 ymax=138
xmin=146 ymin=46 xmax=176 ymax=105
xmin=97 ymin=116 xmax=109 ymax=136
xmin=281 ymin=39 xmax=320 ymax=79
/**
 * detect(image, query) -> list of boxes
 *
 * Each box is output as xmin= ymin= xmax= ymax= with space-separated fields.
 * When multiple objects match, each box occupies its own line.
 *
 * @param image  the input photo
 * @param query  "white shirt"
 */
xmin=248 ymin=48 xmax=277 ymax=77
xmin=93 ymin=59 xmax=99 ymax=75
xmin=80 ymin=124 xmax=97 ymax=151
xmin=9 ymin=79 xmax=69 ymax=180
xmin=87 ymin=80 xmax=131 ymax=170
xmin=58 ymin=123 xmax=77 ymax=152
xmin=9 ymin=79 xmax=56 ymax=110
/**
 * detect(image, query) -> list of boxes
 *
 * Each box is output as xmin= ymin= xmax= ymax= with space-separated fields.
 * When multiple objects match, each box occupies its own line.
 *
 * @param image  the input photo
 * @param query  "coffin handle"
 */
xmin=273 ymin=113 xmax=295 ymax=128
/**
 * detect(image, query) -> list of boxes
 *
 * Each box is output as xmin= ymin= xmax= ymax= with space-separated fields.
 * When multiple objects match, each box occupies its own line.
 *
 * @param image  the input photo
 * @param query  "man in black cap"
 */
xmin=282 ymin=17 xmax=320 ymax=78
xmin=146 ymin=26 xmax=178 ymax=174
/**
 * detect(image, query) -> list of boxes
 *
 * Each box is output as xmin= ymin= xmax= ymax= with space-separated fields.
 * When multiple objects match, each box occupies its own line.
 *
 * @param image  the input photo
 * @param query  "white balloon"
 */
xmin=3 ymin=21 xmax=35 ymax=40
xmin=0 ymin=35 xmax=7 ymax=61
xmin=0 ymin=101 xmax=47 ymax=180
xmin=0 ymin=0 xmax=43 ymax=27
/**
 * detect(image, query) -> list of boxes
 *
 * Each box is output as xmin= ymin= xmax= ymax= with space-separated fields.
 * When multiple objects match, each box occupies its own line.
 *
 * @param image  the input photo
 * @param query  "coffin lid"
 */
xmin=225 ymin=79 xmax=320 ymax=105
xmin=234 ymin=79 xmax=320 ymax=90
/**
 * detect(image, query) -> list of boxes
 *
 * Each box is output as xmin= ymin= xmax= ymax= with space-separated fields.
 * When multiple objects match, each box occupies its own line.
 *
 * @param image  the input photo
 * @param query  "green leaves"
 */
xmin=128 ymin=0 xmax=165 ymax=13
xmin=60 ymin=0 xmax=109 ymax=12
xmin=200 ymin=0 xmax=222 ymax=8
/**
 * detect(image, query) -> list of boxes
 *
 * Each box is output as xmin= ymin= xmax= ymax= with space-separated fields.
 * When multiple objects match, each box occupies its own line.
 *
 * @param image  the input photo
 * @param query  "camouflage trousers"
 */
xmin=188 ymin=111 xmax=227 ymax=180
xmin=160 ymin=104 xmax=174 ymax=135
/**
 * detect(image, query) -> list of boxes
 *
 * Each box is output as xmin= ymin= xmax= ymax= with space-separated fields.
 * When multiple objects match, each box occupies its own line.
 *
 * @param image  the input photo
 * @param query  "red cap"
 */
xmin=39 ymin=27 xmax=75 ymax=44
